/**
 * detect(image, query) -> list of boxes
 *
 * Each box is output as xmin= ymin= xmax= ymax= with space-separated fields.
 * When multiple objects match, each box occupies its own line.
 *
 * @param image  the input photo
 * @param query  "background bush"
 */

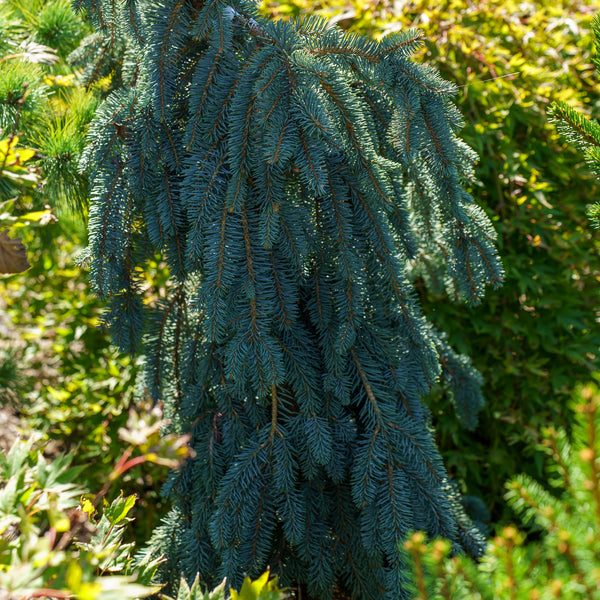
xmin=0 ymin=0 xmax=96 ymax=210
xmin=400 ymin=381 xmax=600 ymax=600
xmin=0 ymin=404 xmax=194 ymax=600
xmin=0 ymin=437 xmax=157 ymax=600
xmin=259 ymin=0 xmax=600 ymax=523
xmin=0 ymin=0 xmax=171 ymax=545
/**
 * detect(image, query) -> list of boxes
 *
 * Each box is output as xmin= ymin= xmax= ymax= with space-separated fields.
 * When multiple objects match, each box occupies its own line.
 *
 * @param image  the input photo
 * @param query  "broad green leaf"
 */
xmin=0 ymin=169 xmax=38 ymax=186
xmin=208 ymin=578 xmax=227 ymax=600
xmin=0 ymin=439 xmax=33 ymax=479
xmin=104 ymin=494 xmax=136 ymax=525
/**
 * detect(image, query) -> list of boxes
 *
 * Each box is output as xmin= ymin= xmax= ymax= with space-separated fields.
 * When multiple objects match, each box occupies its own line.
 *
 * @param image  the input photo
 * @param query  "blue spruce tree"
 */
xmin=74 ymin=0 xmax=504 ymax=597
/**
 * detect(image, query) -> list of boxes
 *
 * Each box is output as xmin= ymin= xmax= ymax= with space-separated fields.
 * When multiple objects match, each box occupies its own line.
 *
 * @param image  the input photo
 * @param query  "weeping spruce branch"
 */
xmin=75 ymin=0 xmax=503 ymax=597
xmin=548 ymin=13 xmax=600 ymax=230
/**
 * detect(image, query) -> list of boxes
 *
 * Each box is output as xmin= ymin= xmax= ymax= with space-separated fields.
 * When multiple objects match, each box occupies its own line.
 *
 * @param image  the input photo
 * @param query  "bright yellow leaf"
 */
xmin=77 ymin=581 xmax=103 ymax=600
xmin=0 ymin=136 xmax=19 ymax=157
xmin=9 ymin=147 xmax=35 ymax=165
xmin=47 ymin=386 xmax=70 ymax=402
xmin=81 ymin=497 xmax=96 ymax=517
xmin=44 ymin=73 xmax=76 ymax=87
xmin=231 ymin=572 xmax=271 ymax=600
xmin=66 ymin=562 xmax=83 ymax=591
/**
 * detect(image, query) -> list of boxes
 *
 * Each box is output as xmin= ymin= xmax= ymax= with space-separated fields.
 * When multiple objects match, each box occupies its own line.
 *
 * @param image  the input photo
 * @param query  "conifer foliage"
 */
xmin=400 ymin=384 xmax=600 ymax=599
xmin=74 ymin=0 xmax=503 ymax=597
xmin=549 ymin=14 xmax=600 ymax=229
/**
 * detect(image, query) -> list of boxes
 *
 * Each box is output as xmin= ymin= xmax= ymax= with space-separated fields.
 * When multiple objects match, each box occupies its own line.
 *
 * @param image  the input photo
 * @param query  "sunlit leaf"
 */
xmin=103 ymin=494 xmax=136 ymax=525
xmin=0 ymin=136 xmax=19 ymax=157
xmin=81 ymin=497 xmax=96 ymax=518
xmin=230 ymin=572 xmax=273 ymax=600
xmin=45 ymin=74 xmax=76 ymax=87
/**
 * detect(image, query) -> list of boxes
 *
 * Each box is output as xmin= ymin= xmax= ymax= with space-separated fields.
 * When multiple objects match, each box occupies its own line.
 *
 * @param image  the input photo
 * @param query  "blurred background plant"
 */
xmin=0 ymin=0 xmax=97 ymax=212
xmin=0 ymin=0 xmax=171 ymax=546
xmin=400 ymin=381 xmax=600 ymax=600
xmin=259 ymin=0 xmax=600 ymax=525
xmin=159 ymin=571 xmax=288 ymax=600
xmin=0 ymin=380 xmax=285 ymax=600
xmin=0 ymin=401 xmax=192 ymax=600
xmin=549 ymin=13 xmax=600 ymax=231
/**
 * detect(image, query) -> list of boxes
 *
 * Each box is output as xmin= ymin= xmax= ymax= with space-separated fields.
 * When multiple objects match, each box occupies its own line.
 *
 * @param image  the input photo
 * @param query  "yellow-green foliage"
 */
xmin=0 ymin=439 xmax=153 ymax=600
xmin=0 ymin=394 xmax=277 ymax=600
xmin=260 ymin=0 xmax=600 ymax=522
xmin=0 ymin=0 xmax=171 ymax=545
xmin=0 ymin=0 xmax=96 ymax=209
xmin=550 ymin=14 xmax=600 ymax=229
xmin=401 ymin=383 xmax=600 ymax=599
xmin=0 ymin=399 xmax=195 ymax=600
xmin=164 ymin=571 xmax=288 ymax=600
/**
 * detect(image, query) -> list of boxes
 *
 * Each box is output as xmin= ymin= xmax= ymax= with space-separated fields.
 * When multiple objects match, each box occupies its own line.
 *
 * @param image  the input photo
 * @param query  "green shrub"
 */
xmin=0 ymin=0 xmax=96 ymax=211
xmin=260 ymin=0 xmax=600 ymax=522
xmin=401 ymin=381 xmax=600 ymax=599
xmin=36 ymin=0 xmax=88 ymax=58
xmin=1 ymin=445 xmax=151 ymax=599
xmin=162 ymin=571 xmax=288 ymax=600
xmin=0 ymin=0 xmax=94 ymax=273
xmin=0 ymin=425 xmax=287 ymax=600
xmin=0 ymin=0 xmax=172 ymax=544
xmin=0 ymin=400 xmax=194 ymax=600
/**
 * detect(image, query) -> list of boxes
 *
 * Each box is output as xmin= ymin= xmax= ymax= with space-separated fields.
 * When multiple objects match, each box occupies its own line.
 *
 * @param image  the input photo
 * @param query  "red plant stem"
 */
xmin=48 ymin=527 xmax=57 ymax=550
xmin=112 ymin=446 xmax=134 ymax=477
xmin=119 ymin=454 xmax=149 ymax=473
xmin=92 ymin=447 xmax=135 ymax=510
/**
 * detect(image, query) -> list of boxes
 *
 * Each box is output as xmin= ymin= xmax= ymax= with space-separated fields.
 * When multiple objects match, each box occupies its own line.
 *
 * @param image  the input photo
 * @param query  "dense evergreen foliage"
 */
xmin=2 ymin=1 xmax=600 ymax=599
xmin=550 ymin=14 xmax=600 ymax=230
xmin=400 ymin=383 xmax=600 ymax=599
xmin=75 ymin=0 xmax=504 ymax=598
xmin=261 ymin=0 xmax=600 ymax=522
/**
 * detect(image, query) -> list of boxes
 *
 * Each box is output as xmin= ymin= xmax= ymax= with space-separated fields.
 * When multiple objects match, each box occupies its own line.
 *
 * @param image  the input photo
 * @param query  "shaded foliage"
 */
xmin=400 ymin=382 xmax=600 ymax=599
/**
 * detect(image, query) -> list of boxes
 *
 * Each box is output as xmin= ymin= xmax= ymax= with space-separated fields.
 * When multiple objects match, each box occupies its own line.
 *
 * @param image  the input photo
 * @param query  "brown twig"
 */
xmin=270 ymin=384 xmax=278 ymax=441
